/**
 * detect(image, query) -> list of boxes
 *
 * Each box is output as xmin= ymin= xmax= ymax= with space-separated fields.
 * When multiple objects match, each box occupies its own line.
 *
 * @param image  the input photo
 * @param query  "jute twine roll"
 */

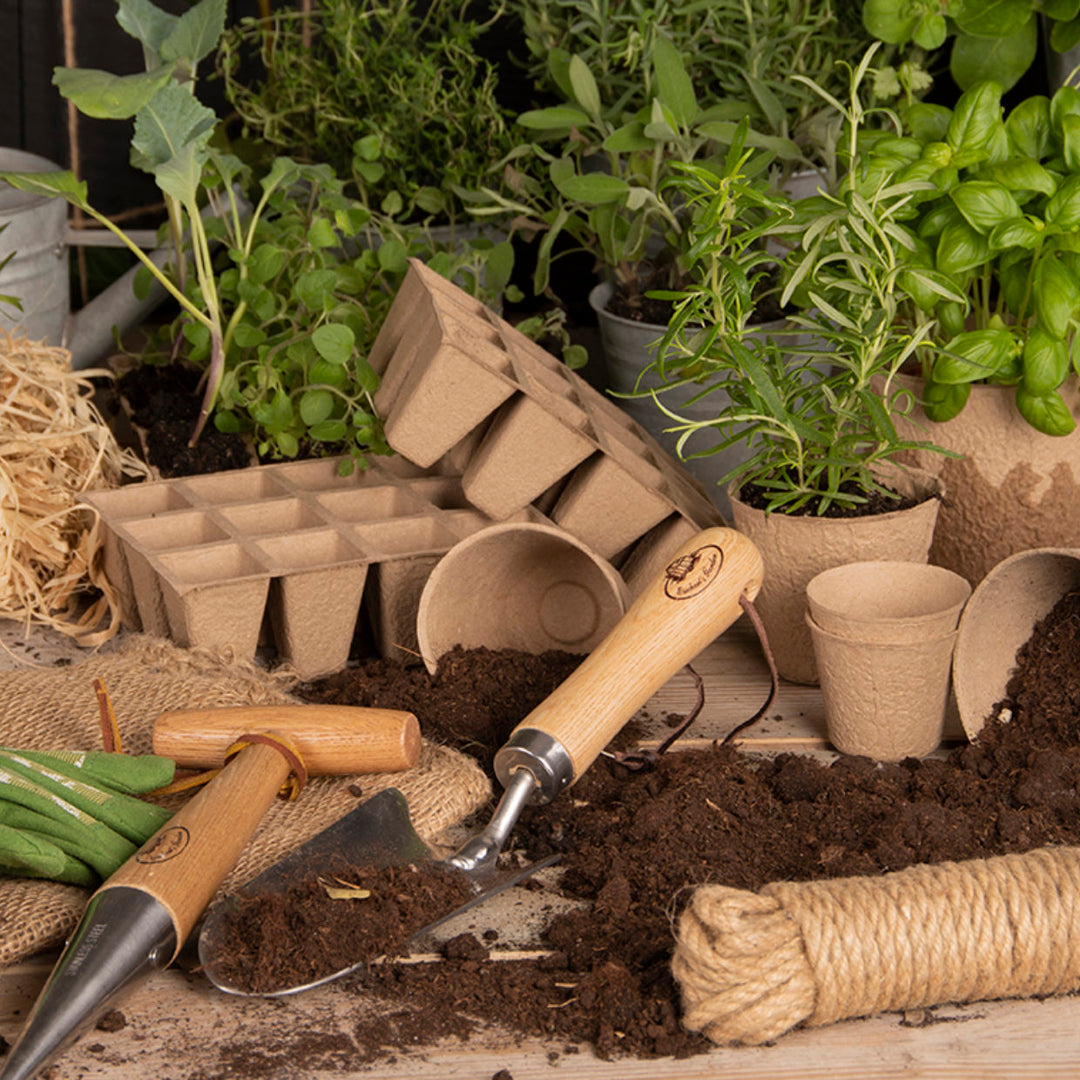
xmin=672 ymin=846 xmax=1080 ymax=1045
xmin=0 ymin=635 xmax=491 ymax=967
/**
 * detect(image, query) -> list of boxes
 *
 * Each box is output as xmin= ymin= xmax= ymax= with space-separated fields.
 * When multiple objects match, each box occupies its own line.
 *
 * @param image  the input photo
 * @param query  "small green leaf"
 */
xmin=1015 ymin=385 xmax=1078 ymax=433
xmin=294 ymin=269 xmax=337 ymax=312
xmin=517 ymin=106 xmax=592 ymax=131
xmin=556 ymin=172 xmax=630 ymax=204
xmin=946 ymin=82 xmax=1004 ymax=152
xmin=377 ymin=238 xmax=408 ymax=273
xmin=309 ymin=419 xmax=349 ymax=442
xmin=567 ymin=55 xmax=601 ymax=120
xmin=934 ymin=329 xmax=1017 ymax=382
xmin=863 ymin=0 xmax=919 ymax=43
xmin=247 ymin=243 xmax=283 ymax=286
xmin=951 ymin=181 xmax=1022 ymax=233
xmin=923 ymin=379 xmax=972 ymax=421
xmin=652 ymin=34 xmax=696 ymax=129
xmin=158 ymin=0 xmax=226 ymax=67
xmin=116 ymin=0 xmax=178 ymax=55
xmin=936 ymin=218 xmax=991 ymax=275
xmin=1022 ymin=327 xmax=1071 ymax=393
xmin=231 ymin=323 xmax=266 ymax=349
xmin=312 ymin=323 xmax=355 ymax=365
xmin=307 ymin=217 xmax=338 ymax=249
xmin=299 ymin=388 xmax=335 ymax=425
xmin=0 ymin=170 xmax=90 ymax=211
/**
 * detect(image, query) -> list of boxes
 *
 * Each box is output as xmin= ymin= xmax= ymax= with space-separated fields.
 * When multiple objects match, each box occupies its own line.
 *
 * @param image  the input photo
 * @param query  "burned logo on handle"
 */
xmin=664 ymin=544 xmax=724 ymax=599
xmin=135 ymin=825 xmax=190 ymax=864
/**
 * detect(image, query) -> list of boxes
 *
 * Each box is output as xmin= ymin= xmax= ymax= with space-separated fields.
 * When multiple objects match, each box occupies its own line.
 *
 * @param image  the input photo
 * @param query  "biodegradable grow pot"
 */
xmin=953 ymin=547 xmax=1080 ymax=739
xmin=806 ymin=560 xmax=971 ymax=644
xmin=728 ymin=466 xmax=943 ymax=685
xmin=415 ymin=521 xmax=629 ymax=674
xmin=589 ymin=280 xmax=791 ymax=521
xmin=888 ymin=372 xmax=1080 ymax=587
xmin=807 ymin=613 xmax=958 ymax=761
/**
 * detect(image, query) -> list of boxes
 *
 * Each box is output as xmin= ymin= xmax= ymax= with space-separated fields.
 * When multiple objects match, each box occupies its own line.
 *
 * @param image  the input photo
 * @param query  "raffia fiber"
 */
xmin=0 ymin=635 xmax=491 ymax=966
xmin=672 ymin=845 xmax=1080 ymax=1045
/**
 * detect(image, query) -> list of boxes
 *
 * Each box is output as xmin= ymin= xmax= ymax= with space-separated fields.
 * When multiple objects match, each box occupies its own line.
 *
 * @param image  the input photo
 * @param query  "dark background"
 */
xmin=0 ymin=0 xmax=261 ymax=216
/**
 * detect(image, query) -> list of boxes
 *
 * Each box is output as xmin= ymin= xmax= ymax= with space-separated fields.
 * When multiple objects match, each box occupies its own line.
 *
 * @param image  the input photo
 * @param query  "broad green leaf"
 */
xmin=299 ymin=388 xmax=335 ymax=425
xmin=1045 ymin=173 xmax=1080 ymax=228
xmin=1050 ymin=13 xmax=1080 ymax=51
xmin=951 ymin=24 xmax=1037 ymax=92
xmin=922 ymin=379 xmax=972 ymax=421
xmin=117 ymin=0 xmax=177 ymax=56
xmin=951 ymin=181 xmax=1022 ymax=233
xmin=130 ymin=81 xmax=216 ymax=174
xmin=1046 ymin=0 xmax=1080 ymax=19
xmin=1015 ymin=385 xmax=1078 ymax=433
xmin=312 ymin=322 xmax=355 ymax=365
xmin=159 ymin=0 xmax=226 ymax=66
xmin=1050 ymin=84 xmax=1080 ymax=133
xmin=567 ymin=55 xmax=601 ymax=120
xmin=936 ymin=218 xmax=991 ymax=275
xmin=260 ymin=156 xmax=302 ymax=195
xmin=934 ymin=329 xmax=1017 ymax=382
xmin=913 ymin=12 xmax=948 ymax=49
xmin=652 ymin=34 xmax=696 ymax=128
xmin=905 ymin=103 xmax=952 ymax=143
xmin=275 ymin=432 xmax=300 ymax=458
xmin=979 ymin=158 xmax=1058 ymax=197
xmin=52 ymin=64 xmax=174 ymax=120
xmin=556 ymin=172 xmax=630 ymax=204
xmin=0 ymin=170 xmax=90 ymax=211
xmin=1005 ymin=95 xmax=1051 ymax=160
xmin=989 ymin=216 xmax=1042 ymax=250
xmin=252 ymin=389 xmax=293 ymax=433
xmin=863 ymin=0 xmax=919 ymax=43
xmin=1063 ymin=114 xmax=1080 ymax=171
xmin=954 ymin=0 xmax=1035 ymax=37
xmin=1022 ymin=327 xmax=1071 ymax=393
xmin=946 ymin=82 xmax=1003 ymax=153
xmin=1034 ymin=256 xmax=1079 ymax=338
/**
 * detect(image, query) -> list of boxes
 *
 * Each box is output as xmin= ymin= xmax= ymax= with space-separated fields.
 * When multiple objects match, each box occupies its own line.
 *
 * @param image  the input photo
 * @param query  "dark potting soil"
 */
xmin=209 ymin=862 xmax=474 ymax=995
xmin=115 ymin=363 xmax=252 ymax=477
xmin=737 ymin=478 xmax=925 ymax=518
xmin=266 ymin=589 xmax=1080 ymax=1063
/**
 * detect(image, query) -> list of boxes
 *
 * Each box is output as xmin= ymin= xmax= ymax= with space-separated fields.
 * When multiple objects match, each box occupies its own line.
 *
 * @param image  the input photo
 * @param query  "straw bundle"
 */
xmin=0 ymin=332 xmax=150 ymax=648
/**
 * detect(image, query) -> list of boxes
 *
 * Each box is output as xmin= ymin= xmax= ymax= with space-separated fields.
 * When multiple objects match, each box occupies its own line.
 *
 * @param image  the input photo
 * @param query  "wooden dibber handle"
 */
xmin=153 ymin=705 xmax=421 ymax=774
xmin=101 ymin=706 xmax=421 ymax=959
xmin=512 ymin=527 xmax=763 ymax=782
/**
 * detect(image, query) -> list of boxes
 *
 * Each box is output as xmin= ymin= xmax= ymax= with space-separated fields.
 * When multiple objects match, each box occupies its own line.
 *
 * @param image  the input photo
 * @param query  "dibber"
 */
xmin=0 ymin=705 xmax=420 ymax=1080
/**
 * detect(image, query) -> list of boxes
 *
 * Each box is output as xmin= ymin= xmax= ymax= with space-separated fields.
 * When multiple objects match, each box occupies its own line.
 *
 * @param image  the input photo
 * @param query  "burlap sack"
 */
xmin=0 ymin=635 xmax=491 ymax=967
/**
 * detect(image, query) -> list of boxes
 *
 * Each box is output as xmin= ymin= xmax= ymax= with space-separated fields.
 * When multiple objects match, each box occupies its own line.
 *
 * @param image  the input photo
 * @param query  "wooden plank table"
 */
xmin=1 ymin=618 xmax=1076 ymax=1078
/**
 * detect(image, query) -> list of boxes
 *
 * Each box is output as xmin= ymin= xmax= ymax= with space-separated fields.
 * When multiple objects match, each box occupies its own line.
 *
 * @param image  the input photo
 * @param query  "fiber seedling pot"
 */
xmin=806 ymin=561 xmax=971 ymax=644
xmin=889 ymin=372 xmax=1080 ymax=587
xmin=807 ymin=613 xmax=958 ymax=761
xmin=415 ymin=522 xmax=630 ymax=674
xmin=953 ymin=547 xmax=1080 ymax=739
xmin=728 ymin=466 xmax=943 ymax=685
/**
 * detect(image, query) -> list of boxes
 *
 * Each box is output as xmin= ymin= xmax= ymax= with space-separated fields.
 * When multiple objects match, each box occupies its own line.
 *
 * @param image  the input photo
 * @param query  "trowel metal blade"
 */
xmin=197 ymin=787 xmax=557 ymax=997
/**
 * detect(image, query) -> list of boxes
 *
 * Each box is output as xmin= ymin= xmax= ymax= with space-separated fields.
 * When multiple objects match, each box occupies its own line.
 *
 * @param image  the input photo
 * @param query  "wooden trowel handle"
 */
xmin=510 ymin=526 xmax=763 ymax=783
xmin=153 ymin=705 xmax=421 ymax=774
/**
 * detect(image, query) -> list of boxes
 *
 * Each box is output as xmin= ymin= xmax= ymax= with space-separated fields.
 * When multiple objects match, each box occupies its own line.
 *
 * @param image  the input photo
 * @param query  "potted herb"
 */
xmin=651 ymin=51 xmax=955 ymax=683
xmin=509 ymin=0 xmax=872 ymax=186
xmin=217 ymin=0 xmax=516 ymax=233
xmin=850 ymin=76 xmax=1080 ymax=584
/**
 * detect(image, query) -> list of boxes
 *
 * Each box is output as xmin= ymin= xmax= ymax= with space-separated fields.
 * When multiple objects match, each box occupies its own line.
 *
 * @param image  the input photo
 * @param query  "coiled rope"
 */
xmin=672 ymin=845 xmax=1080 ymax=1045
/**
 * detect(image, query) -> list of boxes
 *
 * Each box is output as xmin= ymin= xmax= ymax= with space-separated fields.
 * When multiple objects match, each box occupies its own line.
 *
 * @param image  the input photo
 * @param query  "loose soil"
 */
xmin=737 ymin=478 xmax=925 ymax=518
xmin=247 ymin=587 xmax=1080 ymax=1065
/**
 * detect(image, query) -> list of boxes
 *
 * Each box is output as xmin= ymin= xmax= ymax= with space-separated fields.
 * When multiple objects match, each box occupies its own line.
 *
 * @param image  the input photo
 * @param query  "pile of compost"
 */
xmin=225 ymin=589 xmax=1080 ymax=1067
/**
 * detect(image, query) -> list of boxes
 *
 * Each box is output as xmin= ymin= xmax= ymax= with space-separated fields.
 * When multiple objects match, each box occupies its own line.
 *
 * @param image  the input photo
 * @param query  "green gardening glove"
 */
xmin=0 ymin=751 xmax=172 ymax=844
xmin=0 ymin=747 xmax=175 ymax=795
xmin=0 ymin=822 xmax=97 ymax=887
xmin=0 ymin=765 xmax=136 ymax=878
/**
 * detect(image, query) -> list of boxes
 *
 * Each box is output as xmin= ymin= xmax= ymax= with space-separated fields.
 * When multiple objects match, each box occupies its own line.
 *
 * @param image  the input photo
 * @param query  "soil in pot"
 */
xmin=736 ymin=478 xmax=924 ymax=517
xmin=260 ymin=587 xmax=1080 ymax=1065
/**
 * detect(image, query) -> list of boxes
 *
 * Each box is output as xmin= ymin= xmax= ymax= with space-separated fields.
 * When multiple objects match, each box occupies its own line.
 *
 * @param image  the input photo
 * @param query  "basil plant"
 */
xmin=857 ymin=80 xmax=1080 ymax=435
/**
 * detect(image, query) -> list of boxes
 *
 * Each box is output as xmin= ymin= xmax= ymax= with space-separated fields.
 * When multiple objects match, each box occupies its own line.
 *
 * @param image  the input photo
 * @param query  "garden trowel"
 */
xmin=199 ymin=524 xmax=764 ymax=996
